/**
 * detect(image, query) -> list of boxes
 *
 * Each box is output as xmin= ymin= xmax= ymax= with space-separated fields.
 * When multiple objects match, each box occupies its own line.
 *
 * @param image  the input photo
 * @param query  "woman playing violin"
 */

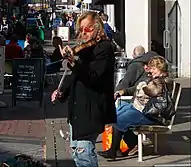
xmin=51 ymin=11 xmax=116 ymax=167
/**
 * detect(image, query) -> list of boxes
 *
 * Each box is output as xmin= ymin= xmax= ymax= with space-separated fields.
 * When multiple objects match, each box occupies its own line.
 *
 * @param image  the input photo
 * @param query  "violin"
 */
xmin=62 ymin=34 xmax=107 ymax=58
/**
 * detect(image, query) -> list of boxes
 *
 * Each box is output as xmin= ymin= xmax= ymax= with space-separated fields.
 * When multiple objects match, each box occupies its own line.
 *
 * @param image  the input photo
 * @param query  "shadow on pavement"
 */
xmin=0 ymin=89 xmax=68 ymax=121
xmin=0 ymin=148 xmax=16 ymax=163
xmin=46 ymin=159 xmax=75 ymax=167
xmin=178 ymin=87 xmax=191 ymax=109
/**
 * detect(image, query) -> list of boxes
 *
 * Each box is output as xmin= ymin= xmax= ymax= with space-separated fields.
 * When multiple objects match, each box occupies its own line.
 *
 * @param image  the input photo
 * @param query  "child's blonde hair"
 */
xmin=148 ymin=56 xmax=168 ymax=73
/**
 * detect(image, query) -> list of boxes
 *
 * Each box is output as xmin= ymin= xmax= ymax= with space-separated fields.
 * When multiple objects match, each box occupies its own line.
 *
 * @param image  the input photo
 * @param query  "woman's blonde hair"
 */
xmin=52 ymin=36 xmax=63 ymax=48
xmin=148 ymin=56 xmax=168 ymax=73
xmin=75 ymin=11 xmax=105 ymax=41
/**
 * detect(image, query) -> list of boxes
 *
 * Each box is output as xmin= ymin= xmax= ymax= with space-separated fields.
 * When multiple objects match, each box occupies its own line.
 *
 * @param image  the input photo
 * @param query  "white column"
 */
xmin=125 ymin=0 xmax=151 ymax=58
xmin=105 ymin=5 xmax=115 ymax=30
xmin=178 ymin=0 xmax=191 ymax=77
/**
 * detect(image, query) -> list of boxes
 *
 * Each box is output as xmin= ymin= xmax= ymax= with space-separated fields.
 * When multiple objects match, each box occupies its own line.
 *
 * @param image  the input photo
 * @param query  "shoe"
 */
xmin=116 ymin=150 xmax=124 ymax=158
xmin=128 ymin=145 xmax=138 ymax=156
xmin=97 ymin=149 xmax=116 ymax=160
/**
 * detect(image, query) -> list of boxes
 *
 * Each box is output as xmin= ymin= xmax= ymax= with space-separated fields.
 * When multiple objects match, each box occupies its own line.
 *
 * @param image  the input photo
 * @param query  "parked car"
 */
xmin=26 ymin=17 xmax=45 ymax=42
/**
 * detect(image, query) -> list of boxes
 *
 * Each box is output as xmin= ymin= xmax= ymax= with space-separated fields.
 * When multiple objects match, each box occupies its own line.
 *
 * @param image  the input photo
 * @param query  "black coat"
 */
xmin=60 ymin=39 xmax=116 ymax=140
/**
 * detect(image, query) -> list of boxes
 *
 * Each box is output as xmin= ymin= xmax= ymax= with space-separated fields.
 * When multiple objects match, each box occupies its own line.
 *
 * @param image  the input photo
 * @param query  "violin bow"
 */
xmin=57 ymin=59 xmax=72 ymax=91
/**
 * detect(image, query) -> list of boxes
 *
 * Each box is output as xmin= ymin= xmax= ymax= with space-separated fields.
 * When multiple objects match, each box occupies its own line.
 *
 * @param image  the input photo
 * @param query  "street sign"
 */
xmin=58 ymin=26 xmax=70 ymax=42
xmin=0 ymin=46 xmax=5 ymax=94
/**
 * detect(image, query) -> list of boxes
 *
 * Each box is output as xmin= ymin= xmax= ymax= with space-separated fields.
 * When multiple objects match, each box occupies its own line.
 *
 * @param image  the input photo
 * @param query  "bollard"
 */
xmin=114 ymin=52 xmax=131 ymax=87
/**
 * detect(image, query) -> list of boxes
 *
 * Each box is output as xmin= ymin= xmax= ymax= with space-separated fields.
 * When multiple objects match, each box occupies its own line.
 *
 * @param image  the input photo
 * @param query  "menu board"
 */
xmin=57 ymin=26 xmax=69 ymax=42
xmin=12 ymin=58 xmax=44 ymax=107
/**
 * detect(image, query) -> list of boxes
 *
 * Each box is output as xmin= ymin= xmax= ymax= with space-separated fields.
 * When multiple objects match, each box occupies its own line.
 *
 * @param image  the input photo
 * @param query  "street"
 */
xmin=0 ymin=0 xmax=190 ymax=165
xmin=0 ymin=40 xmax=190 ymax=166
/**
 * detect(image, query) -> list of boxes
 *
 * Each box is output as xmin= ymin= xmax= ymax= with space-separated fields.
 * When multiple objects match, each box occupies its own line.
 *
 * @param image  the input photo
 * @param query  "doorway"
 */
xmin=164 ymin=0 xmax=179 ymax=77
xmin=151 ymin=0 xmax=165 ymax=56
xmin=151 ymin=0 xmax=179 ymax=77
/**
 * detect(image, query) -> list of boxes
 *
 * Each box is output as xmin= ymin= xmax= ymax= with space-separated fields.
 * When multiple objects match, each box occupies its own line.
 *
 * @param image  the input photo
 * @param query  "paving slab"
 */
xmin=0 ymin=94 xmax=46 ymax=163
xmin=0 ymin=78 xmax=190 ymax=166
xmin=44 ymin=118 xmax=190 ymax=167
xmin=0 ymin=136 xmax=45 ymax=163
xmin=45 ymin=118 xmax=75 ymax=167
xmin=43 ymin=78 xmax=191 ymax=167
xmin=0 ymin=120 xmax=45 ymax=138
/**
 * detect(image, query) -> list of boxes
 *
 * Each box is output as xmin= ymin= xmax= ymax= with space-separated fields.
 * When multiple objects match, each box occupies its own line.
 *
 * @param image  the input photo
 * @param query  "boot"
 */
xmin=98 ymin=127 xmax=123 ymax=160
xmin=123 ymin=130 xmax=138 ymax=156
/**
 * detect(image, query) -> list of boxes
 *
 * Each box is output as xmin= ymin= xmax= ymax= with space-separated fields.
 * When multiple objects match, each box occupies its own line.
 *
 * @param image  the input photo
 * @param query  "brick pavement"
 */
xmin=0 ymin=94 xmax=46 ymax=163
xmin=0 ymin=120 xmax=45 ymax=138
xmin=45 ymin=118 xmax=191 ymax=167
xmin=0 ymin=137 xmax=45 ymax=162
xmin=0 ymin=74 xmax=190 ymax=166
xmin=44 ymin=78 xmax=191 ymax=167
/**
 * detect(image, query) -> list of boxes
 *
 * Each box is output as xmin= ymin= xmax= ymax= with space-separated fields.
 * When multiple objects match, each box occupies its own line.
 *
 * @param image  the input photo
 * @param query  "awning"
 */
xmin=92 ymin=0 xmax=116 ymax=5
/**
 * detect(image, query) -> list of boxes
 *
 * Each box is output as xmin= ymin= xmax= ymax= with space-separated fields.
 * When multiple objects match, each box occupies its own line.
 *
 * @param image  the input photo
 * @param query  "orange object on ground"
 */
xmin=102 ymin=125 xmax=128 ymax=152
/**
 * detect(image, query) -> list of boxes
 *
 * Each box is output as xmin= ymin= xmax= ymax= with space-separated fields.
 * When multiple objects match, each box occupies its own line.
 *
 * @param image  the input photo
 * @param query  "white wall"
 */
xmin=178 ymin=0 xmax=191 ymax=77
xmin=125 ymin=0 xmax=151 ymax=58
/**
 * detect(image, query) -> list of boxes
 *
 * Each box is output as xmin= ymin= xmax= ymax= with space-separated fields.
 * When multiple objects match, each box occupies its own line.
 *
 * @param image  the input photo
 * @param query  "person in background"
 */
xmin=51 ymin=11 xmax=116 ymax=167
xmin=132 ymin=45 xmax=145 ymax=59
xmin=61 ymin=13 xmax=67 ymax=26
xmin=14 ymin=20 xmax=26 ymax=40
xmin=52 ymin=14 xmax=63 ymax=36
xmin=97 ymin=48 xmax=156 ymax=158
xmin=98 ymin=10 xmax=104 ymax=17
xmin=115 ymin=50 xmax=158 ymax=92
xmin=46 ymin=36 xmax=63 ymax=73
xmin=24 ymin=37 xmax=43 ymax=59
xmin=98 ymin=56 xmax=173 ymax=159
xmin=24 ymin=33 xmax=32 ymax=48
xmin=0 ymin=33 xmax=7 ymax=108
xmin=0 ymin=34 xmax=6 ymax=46
xmin=5 ymin=34 xmax=23 ymax=59
xmin=101 ymin=13 xmax=113 ymax=40
xmin=66 ymin=17 xmax=75 ymax=38
xmin=51 ymin=36 xmax=63 ymax=63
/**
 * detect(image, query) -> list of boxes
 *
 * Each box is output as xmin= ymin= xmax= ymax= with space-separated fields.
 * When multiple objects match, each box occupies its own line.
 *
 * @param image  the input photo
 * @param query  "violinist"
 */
xmin=51 ymin=11 xmax=116 ymax=167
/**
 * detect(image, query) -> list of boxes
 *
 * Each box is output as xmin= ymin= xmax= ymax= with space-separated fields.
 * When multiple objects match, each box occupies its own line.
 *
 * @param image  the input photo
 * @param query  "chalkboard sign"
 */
xmin=12 ymin=58 xmax=44 ymax=107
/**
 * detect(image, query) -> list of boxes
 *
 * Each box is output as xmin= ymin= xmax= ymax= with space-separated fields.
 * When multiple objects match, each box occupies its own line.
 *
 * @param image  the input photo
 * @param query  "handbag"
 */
xmin=142 ymin=78 xmax=175 ymax=125
xmin=102 ymin=125 xmax=129 ymax=153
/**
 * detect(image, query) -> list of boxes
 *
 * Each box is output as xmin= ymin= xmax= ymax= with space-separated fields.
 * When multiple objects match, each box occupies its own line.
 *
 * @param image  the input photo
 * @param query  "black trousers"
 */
xmin=123 ymin=129 xmax=138 ymax=150
xmin=110 ymin=126 xmax=138 ymax=152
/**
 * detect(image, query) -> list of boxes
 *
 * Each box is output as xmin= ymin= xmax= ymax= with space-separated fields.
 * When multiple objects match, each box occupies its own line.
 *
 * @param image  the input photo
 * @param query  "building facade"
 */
xmin=95 ymin=0 xmax=190 ymax=78
xmin=123 ymin=0 xmax=190 ymax=78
